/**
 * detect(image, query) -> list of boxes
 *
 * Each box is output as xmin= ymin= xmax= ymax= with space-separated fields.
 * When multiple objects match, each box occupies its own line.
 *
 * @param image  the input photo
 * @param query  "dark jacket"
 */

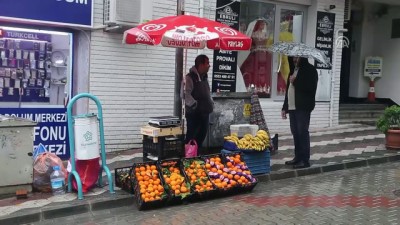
xmin=282 ymin=57 xmax=318 ymax=112
xmin=184 ymin=66 xmax=213 ymax=115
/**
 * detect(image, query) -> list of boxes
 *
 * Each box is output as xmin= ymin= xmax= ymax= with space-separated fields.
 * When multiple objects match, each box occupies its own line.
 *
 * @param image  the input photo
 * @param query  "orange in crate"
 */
xmin=223 ymin=154 xmax=257 ymax=186
xmin=159 ymin=160 xmax=191 ymax=199
xmin=182 ymin=158 xmax=215 ymax=193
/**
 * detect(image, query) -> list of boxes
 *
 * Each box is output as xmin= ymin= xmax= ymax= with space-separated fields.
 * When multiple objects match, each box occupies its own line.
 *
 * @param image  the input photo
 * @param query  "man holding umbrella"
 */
xmin=281 ymin=57 xmax=318 ymax=169
xmin=183 ymin=54 xmax=214 ymax=153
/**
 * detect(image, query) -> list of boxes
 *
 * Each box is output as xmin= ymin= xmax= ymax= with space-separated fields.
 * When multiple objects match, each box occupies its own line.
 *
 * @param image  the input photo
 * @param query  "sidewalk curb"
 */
xmin=1 ymin=154 xmax=400 ymax=224
xmin=0 ymin=195 xmax=134 ymax=225
xmin=257 ymin=153 xmax=400 ymax=182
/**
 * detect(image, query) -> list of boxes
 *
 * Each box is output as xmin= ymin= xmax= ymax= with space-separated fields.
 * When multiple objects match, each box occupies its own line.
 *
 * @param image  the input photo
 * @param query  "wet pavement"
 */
xmin=33 ymin=161 xmax=400 ymax=225
xmin=1 ymin=123 xmax=400 ymax=224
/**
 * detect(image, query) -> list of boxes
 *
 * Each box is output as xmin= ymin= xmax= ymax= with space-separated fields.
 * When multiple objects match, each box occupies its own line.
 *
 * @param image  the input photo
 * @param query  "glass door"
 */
xmin=238 ymin=2 xmax=306 ymax=99
xmin=271 ymin=5 xmax=307 ymax=99
xmin=238 ymin=1 xmax=275 ymax=98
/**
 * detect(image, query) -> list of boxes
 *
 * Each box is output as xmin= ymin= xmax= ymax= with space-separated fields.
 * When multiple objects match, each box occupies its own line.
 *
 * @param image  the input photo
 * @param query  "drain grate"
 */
xmin=393 ymin=189 xmax=400 ymax=197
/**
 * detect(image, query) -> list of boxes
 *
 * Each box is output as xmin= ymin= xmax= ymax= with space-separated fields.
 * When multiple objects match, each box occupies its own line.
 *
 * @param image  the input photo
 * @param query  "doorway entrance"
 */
xmin=238 ymin=1 xmax=306 ymax=99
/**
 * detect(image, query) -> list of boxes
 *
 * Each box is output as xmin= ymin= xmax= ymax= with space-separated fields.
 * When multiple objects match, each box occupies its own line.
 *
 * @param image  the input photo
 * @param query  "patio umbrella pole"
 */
xmin=174 ymin=0 xmax=185 ymax=118
xmin=181 ymin=48 xmax=188 ymax=151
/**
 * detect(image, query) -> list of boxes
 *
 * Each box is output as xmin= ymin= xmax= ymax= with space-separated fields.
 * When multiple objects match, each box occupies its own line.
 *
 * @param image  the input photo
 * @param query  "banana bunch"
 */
xmin=224 ymin=133 xmax=240 ymax=145
xmin=224 ymin=130 xmax=270 ymax=151
xmin=254 ymin=130 xmax=270 ymax=150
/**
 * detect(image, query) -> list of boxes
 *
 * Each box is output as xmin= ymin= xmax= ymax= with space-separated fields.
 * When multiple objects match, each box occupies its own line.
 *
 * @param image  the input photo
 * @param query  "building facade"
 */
xmin=0 ymin=0 xmax=350 ymax=154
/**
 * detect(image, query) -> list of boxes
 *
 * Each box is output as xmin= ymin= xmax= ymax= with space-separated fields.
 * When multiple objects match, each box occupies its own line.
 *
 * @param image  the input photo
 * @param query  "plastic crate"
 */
xmin=115 ymin=166 xmax=134 ymax=194
xmin=133 ymin=182 xmax=168 ymax=210
xmin=222 ymin=149 xmax=271 ymax=175
xmin=180 ymin=157 xmax=217 ymax=201
xmin=157 ymin=158 xmax=193 ymax=205
xmin=130 ymin=161 xmax=169 ymax=210
xmin=142 ymin=135 xmax=183 ymax=161
xmin=220 ymin=152 xmax=259 ymax=193
xmin=241 ymin=150 xmax=271 ymax=175
xmin=201 ymin=154 xmax=240 ymax=197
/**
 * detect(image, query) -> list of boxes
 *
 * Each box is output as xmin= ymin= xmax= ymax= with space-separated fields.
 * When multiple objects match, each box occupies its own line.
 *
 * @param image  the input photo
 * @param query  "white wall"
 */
xmin=88 ymin=0 xmax=344 ymax=152
xmin=348 ymin=11 xmax=363 ymax=97
xmin=349 ymin=2 xmax=377 ymax=98
xmin=349 ymin=4 xmax=400 ymax=103
xmin=89 ymin=0 xmax=215 ymax=151
xmin=373 ymin=7 xmax=400 ymax=104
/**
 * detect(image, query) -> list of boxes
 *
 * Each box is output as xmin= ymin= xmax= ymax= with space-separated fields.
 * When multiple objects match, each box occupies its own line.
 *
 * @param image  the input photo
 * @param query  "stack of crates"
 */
xmin=141 ymin=125 xmax=183 ymax=161
xmin=241 ymin=150 xmax=271 ymax=175
xmin=142 ymin=136 xmax=183 ymax=161
xmin=221 ymin=149 xmax=270 ymax=175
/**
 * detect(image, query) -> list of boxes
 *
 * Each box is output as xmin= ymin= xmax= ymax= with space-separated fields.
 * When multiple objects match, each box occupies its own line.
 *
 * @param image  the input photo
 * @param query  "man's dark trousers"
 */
xmin=185 ymin=112 xmax=209 ymax=153
xmin=289 ymin=110 xmax=311 ymax=163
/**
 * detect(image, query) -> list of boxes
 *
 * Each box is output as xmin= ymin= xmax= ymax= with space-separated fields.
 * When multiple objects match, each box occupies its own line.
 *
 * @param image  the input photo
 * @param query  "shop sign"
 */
xmin=364 ymin=56 xmax=383 ymax=78
xmin=212 ymin=0 xmax=240 ymax=93
xmin=0 ymin=108 xmax=70 ymax=160
xmin=315 ymin=11 xmax=335 ymax=70
xmin=0 ymin=0 xmax=93 ymax=28
xmin=0 ymin=29 xmax=52 ymax=42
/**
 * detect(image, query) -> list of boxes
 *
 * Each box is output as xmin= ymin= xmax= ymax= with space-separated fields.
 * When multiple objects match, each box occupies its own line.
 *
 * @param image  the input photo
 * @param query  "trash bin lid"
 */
xmin=0 ymin=115 xmax=37 ymax=127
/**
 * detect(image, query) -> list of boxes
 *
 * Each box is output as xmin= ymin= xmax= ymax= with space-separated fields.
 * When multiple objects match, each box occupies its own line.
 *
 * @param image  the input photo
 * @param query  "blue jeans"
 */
xmin=185 ymin=113 xmax=209 ymax=149
xmin=289 ymin=110 xmax=311 ymax=163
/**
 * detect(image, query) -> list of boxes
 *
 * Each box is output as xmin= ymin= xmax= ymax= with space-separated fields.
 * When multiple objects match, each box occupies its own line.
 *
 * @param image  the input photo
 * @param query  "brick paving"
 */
xmin=32 ymin=162 xmax=400 ymax=225
xmin=1 ymin=123 xmax=400 ymax=224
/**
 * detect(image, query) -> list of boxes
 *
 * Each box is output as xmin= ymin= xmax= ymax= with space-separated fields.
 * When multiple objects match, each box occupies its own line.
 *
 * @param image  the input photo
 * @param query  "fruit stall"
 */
xmin=115 ymin=124 xmax=271 ymax=210
xmin=115 ymin=152 xmax=261 ymax=210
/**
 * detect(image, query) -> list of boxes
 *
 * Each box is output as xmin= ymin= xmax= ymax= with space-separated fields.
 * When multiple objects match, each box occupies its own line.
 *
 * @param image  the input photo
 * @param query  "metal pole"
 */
xmin=329 ymin=28 xmax=347 ymax=127
xmin=173 ymin=0 xmax=185 ymax=118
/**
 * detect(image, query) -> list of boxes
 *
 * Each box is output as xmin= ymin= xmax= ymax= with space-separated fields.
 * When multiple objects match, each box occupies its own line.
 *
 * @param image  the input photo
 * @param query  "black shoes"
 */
xmin=285 ymin=159 xmax=311 ymax=169
xmin=285 ymin=159 xmax=299 ymax=165
xmin=292 ymin=161 xmax=311 ymax=169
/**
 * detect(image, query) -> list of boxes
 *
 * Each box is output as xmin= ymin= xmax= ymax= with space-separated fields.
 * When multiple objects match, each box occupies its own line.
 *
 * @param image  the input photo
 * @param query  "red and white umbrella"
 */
xmin=123 ymin=15 xmax=251 ymax=51
xmin=123 ymin=14 xmax=251 ymax=122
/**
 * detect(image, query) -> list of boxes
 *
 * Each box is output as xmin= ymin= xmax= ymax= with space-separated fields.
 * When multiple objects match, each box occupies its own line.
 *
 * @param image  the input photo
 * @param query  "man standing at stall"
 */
xmin=281 ymin=57 xmax=318 ymax=169
xmin=183 ymin=54 xmax=214 ymax=154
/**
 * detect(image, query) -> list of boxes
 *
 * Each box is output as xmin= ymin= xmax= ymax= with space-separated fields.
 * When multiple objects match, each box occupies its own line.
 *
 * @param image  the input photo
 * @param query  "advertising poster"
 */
xmin=0 ymin=108 xmax=70 ymax=159
xmin=0 ymin=29 xmax=52 ymax=103
xmin=315 ymin=11 xmax=335 ymax=70
xmin=212 ymin=0 xmax=240 ymax=93
xmin=364 ymin=56 xmax=383 ymax=78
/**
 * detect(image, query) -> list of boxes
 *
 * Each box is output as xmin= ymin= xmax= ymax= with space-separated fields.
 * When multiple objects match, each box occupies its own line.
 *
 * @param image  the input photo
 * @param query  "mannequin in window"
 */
xmin=239 ymin=19 xmax=273 ymax=97
xmin=277 ymin=20 xmax=295 ymax=96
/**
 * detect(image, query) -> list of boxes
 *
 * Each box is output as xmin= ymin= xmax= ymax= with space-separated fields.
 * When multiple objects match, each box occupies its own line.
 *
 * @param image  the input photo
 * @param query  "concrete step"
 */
xmin=339 ymin=103 xmax=387 ymax=111
xmin=339 ymin=110 xmax=384 ymax=119
xmin=339 ymin=118 xmax=377 ymax=126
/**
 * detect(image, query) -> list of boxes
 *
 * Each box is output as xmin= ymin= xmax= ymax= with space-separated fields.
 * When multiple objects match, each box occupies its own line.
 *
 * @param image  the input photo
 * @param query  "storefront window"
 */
xmin=0 ymin=26 xmax=73 ymax=159
xmin=238 ymin=1 xmax=275 ymax=98
xmin=0 ymin=27 xmax=72 ymax=107
xmin=237 ymin=1 xmax=305 ymax=98
xmin=277 ymin=9 xmax=304 ymax=96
